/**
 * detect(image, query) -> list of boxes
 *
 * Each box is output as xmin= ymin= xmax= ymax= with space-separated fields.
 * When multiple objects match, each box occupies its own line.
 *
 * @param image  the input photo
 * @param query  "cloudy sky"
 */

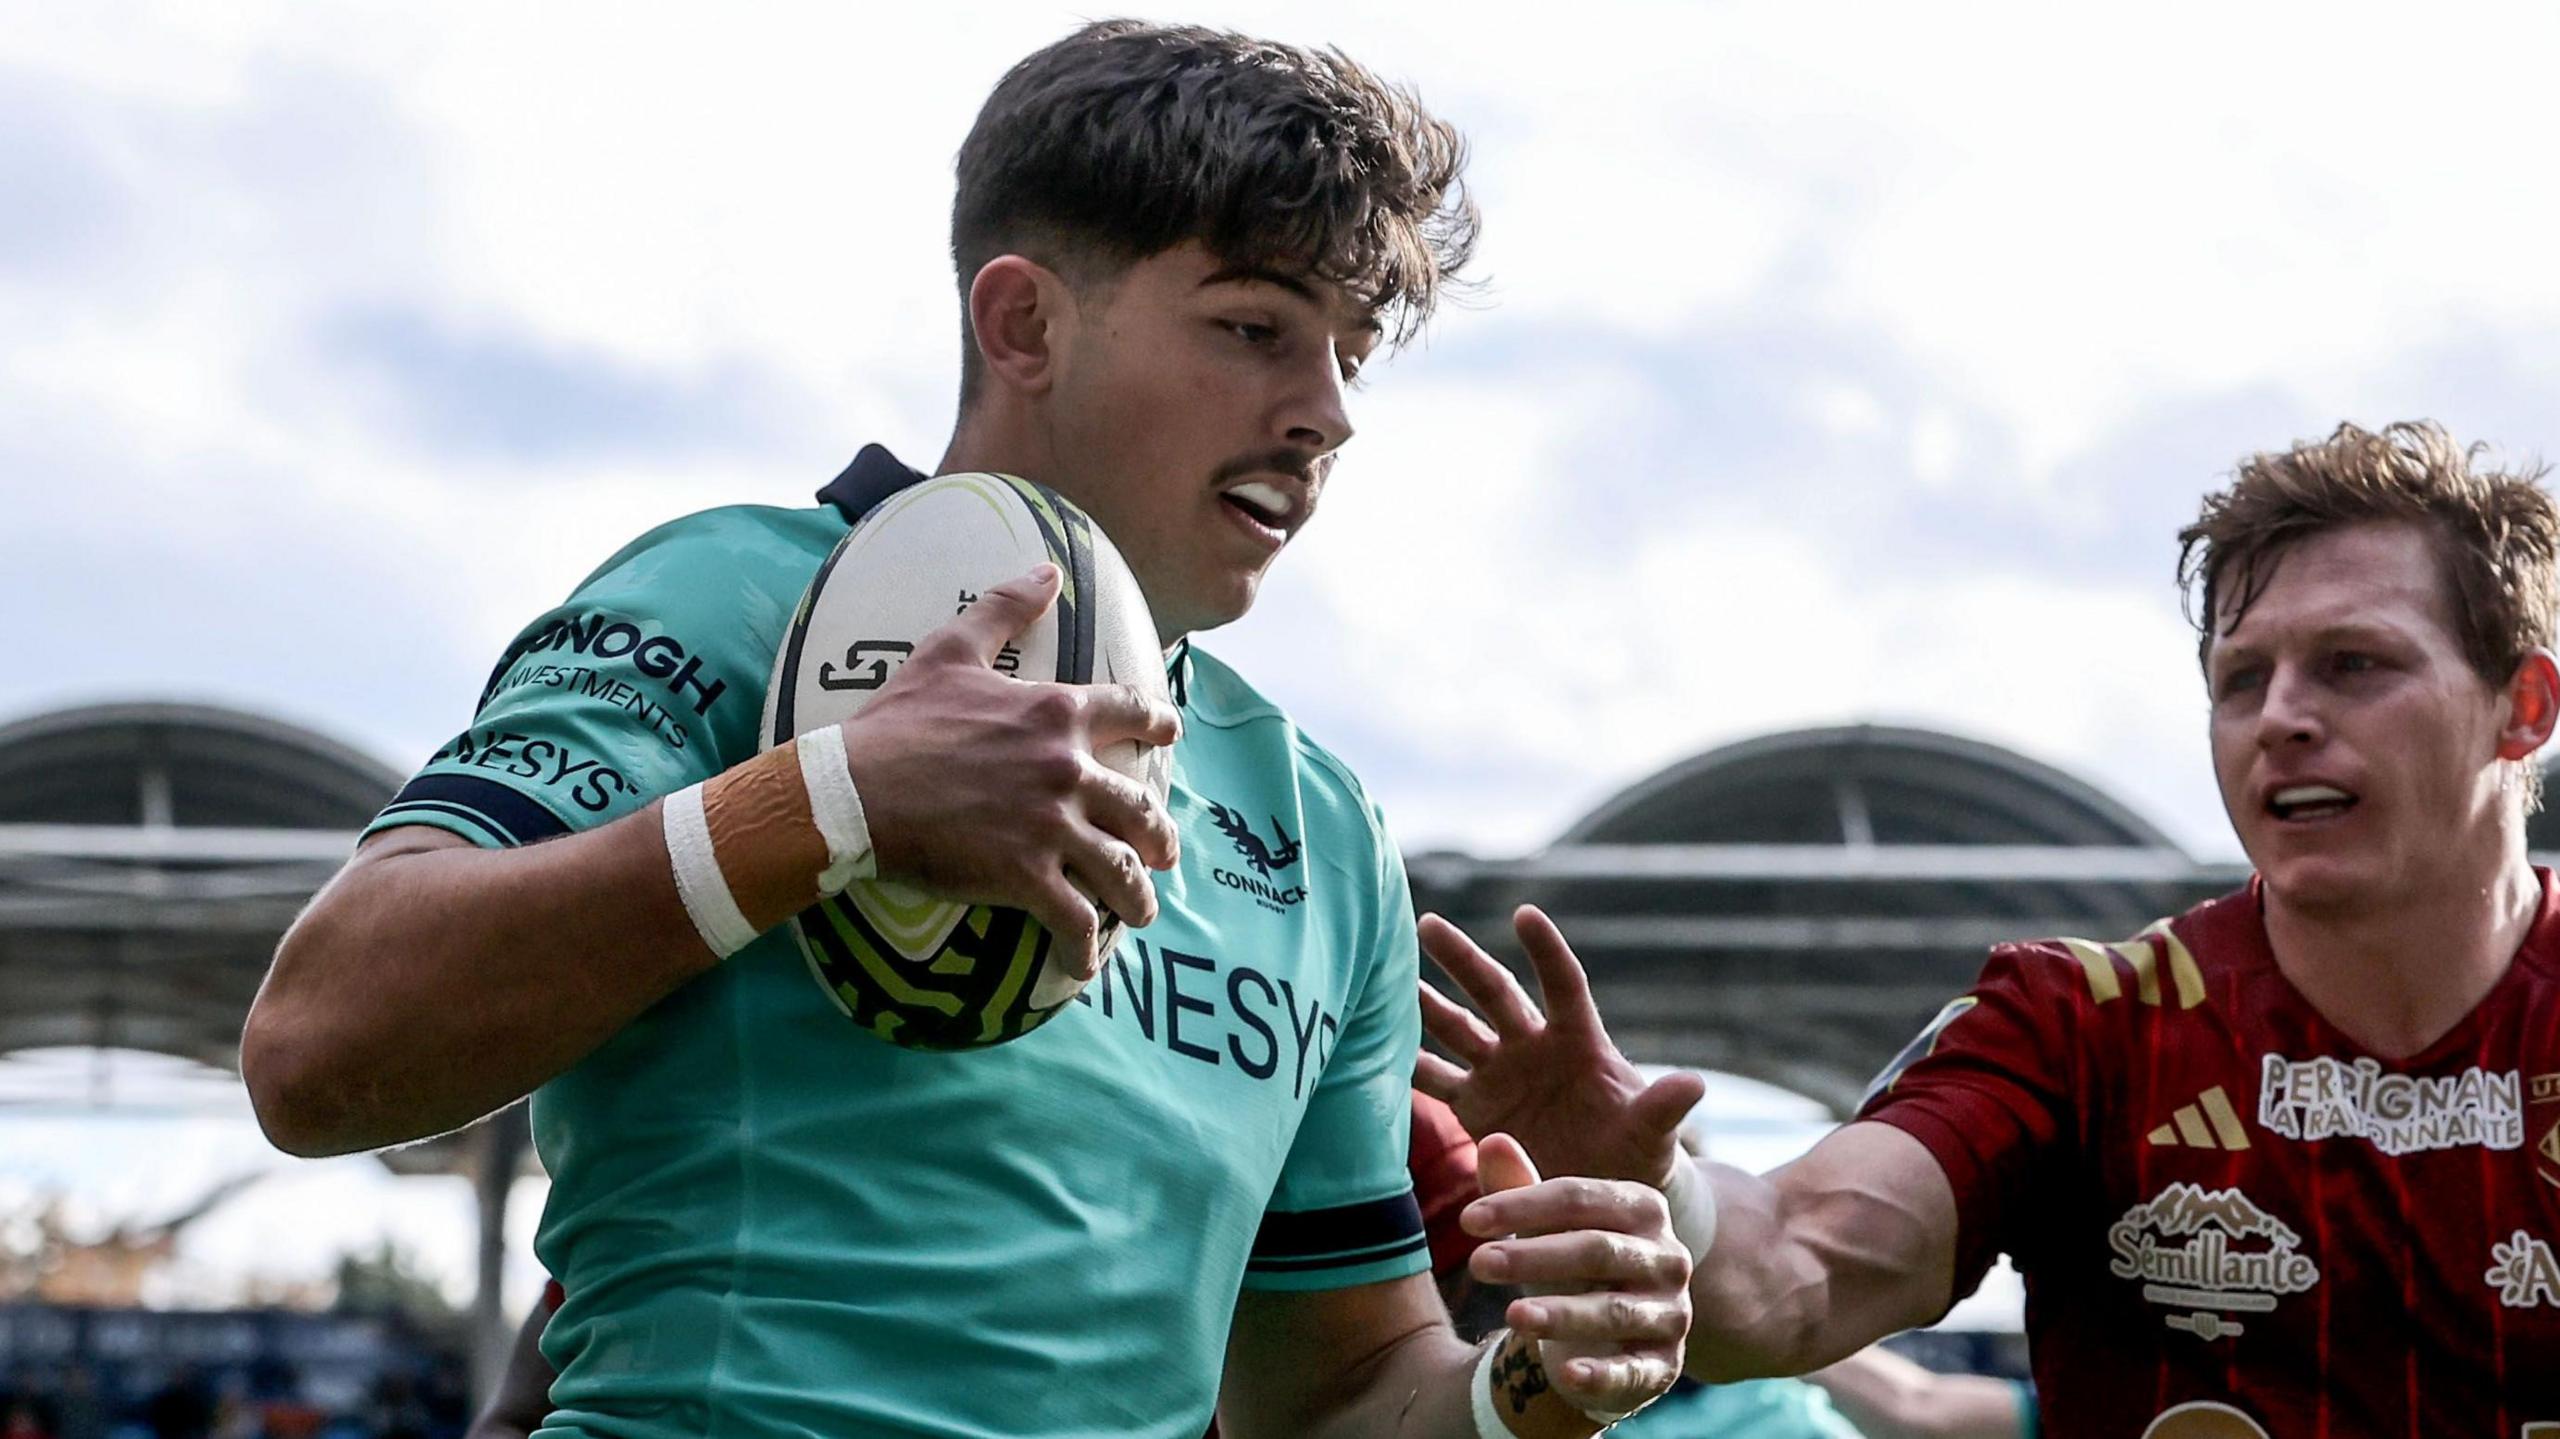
xmin=8 ymin=0 xmax=2560 ymax=1312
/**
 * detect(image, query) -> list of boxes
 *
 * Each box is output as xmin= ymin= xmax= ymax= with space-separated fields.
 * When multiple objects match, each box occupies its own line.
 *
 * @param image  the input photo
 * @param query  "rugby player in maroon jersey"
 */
xmin=1419 ymin=421 xmax=2560 ymax=1435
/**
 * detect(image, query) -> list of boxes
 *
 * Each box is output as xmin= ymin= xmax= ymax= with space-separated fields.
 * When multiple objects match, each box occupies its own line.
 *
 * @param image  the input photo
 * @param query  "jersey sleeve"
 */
xmin=364 ymin=513 xmax=779 ymax=850
xmin=1853 ymin=942 xmax=2083 ymax=1299
xmin=1242 ymin=819 xmax=1429 ymax=1293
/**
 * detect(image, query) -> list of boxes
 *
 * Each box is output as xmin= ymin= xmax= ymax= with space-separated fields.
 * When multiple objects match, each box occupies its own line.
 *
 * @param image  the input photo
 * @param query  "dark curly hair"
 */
xmin=951 ymin=19 xmax=1477 ymax=403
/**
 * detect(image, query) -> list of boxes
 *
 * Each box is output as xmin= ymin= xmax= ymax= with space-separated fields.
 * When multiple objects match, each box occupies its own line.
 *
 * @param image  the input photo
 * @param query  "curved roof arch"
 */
xmin=0 ymin=701 xmax=402 ymax=1069
xmin=0 ymin=700 xmax=402 ymax=830
xmin=1560 ymin=723 xmax=2179 ymax=851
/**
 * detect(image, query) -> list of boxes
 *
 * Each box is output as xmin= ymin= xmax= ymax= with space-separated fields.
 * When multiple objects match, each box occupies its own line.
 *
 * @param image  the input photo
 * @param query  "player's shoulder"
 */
xmin=572 ymin=502 xmax=844 ymax=601
xmin=1988 ymin=886 xmax=2259 ymax=1017
xmin=474 ymin=502 xmax=844 ymax=724
xmin=1180 ymin=645 xmax=1380 ymax=823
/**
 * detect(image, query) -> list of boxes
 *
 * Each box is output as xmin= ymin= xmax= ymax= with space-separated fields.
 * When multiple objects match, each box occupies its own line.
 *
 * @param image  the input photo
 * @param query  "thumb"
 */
xmin=1476 ymin=1132 xmax=1542 ymax=1197
xmin=933 ymin=564 xmax=1060 ymax=666
xmin=1632 ymin=1070 xmax=1708 ymax=1141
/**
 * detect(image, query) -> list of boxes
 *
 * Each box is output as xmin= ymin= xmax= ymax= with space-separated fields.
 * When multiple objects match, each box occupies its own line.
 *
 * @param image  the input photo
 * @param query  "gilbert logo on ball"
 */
xmin=764 ymin=473 xmax=1172 ymax=1049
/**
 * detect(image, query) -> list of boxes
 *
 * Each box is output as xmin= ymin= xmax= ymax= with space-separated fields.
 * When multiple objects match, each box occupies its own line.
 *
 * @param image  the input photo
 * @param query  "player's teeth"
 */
xmin=1226 ymin=481 xmax=1288 ymax=521
xmin=2273 ymin=785 xmax=2351 ymax=806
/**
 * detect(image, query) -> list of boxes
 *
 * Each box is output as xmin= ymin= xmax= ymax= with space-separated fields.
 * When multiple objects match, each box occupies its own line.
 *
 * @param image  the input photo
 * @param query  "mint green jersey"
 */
xmin=365 ymin=448 xmax=1428 ymax=1439
xmin=1608 ymin=1380 xmax=1864 ymax=1439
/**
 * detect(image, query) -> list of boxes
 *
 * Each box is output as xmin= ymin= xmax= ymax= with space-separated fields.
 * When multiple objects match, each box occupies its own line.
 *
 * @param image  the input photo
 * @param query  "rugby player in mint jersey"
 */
xmin=1420 ymin=422 xmax=2560 ymax=1434
xmin=244 ymin=21 xmax=1688 ymax=1439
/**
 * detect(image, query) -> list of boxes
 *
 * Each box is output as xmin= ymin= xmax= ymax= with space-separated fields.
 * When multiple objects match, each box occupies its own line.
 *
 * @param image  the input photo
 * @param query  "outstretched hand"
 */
xmin=1416 ymin=906 xmax=1704 ymax=1189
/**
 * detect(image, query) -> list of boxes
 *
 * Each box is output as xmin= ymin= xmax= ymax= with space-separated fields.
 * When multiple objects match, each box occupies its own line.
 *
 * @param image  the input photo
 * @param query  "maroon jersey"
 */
xmin=1860 ymin=875 xmax=2560 ymax=1437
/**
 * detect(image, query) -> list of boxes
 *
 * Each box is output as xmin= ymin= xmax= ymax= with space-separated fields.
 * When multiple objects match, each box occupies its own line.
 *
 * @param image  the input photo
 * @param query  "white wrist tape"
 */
xmin=794 ymin=724 xmax=875 ymax=893
xmin=663 ymin=781 xmax=761 ymax=958
xmin=1662 ymin=1153 xmax=1720 ymax=1263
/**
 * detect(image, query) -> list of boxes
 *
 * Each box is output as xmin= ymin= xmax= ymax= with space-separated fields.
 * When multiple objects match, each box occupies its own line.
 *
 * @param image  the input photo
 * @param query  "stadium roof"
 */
xmin=0 ymin=701 xmax=391 ymax=1068
xmin=1411 ymin=724 xmax=2245 ymax=1113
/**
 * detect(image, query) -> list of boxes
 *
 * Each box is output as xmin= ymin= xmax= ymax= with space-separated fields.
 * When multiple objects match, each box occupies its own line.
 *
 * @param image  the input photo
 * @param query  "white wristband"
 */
xmin=663 ymin=781 xmax=761 ymax=958
xmin=1662 ymin=1152 xmax=1719 ymax=1263
xmin=794 ymin=724 xmax=875 ymax=893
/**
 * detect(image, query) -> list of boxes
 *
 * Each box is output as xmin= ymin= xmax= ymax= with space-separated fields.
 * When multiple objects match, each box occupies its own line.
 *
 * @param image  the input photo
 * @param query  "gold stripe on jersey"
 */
xmin=2058 ymin=922 xmax=2206 ymax=1010
xmin=2146 ymin=1085 xmax=2252 ymax=1151
xmin=2060 ymin=939 xmax=2126 ymax=1003
xmin=2144 ymin=920 xmax=2209 ymax=1008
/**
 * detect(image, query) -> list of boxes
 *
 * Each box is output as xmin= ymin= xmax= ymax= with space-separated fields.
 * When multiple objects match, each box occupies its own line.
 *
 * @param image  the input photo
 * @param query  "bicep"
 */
xmin=1766 ymin=1121 xmax=1962 ymax=1355
xmin=1219 ymin=1274 xmax=1458 ymax=1439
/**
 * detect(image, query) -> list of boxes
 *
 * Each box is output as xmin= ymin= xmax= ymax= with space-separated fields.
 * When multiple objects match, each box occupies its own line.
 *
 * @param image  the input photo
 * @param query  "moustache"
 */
xmin=1211 ymin=449 xmax=1324 ymax=487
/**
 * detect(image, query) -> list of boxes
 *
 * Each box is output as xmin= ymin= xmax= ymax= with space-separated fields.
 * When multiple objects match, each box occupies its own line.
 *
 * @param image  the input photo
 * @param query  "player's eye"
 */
xmin=1223 ymin=319 xmax=1280 ymax=346
xmin=2330 ymin=650 xmax=2377 ymax=676
xmin=2214 ymin=666 xmax=2266 ymax=700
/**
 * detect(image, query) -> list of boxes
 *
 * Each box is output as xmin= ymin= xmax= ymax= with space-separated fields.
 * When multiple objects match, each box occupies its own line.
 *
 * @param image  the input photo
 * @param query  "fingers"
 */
xmin=1018 ymin=869 xmax=1101 ymax=979
xmin=1059 ymin=824 xmax=1160 ymax=934
xmin=1631 ymin=1070 xmax=1708 ymax=1146
xmin=918 ymin=565 xmax=1062 ymax=667
xmin=1472 ymin=1226 xmax=1689 ymax=1292
xmin=1080 ymin=682 xmax=1183 ymax=750
xmin=1506 ymin=1290 xmax=1691 ymax=1346
xmin=1074 ymin=758 xmax=1179 ymax=871
xmin=1419 ymin=983 xmax=1496 ymax=1065
xmin=1413 ymin=1050 xmax=1469 ymax=1102
xmin=1476 ymin=1132 xmax=1540 ymax=1196
xmin=1512 ymin=904 xmax=1600 ymax=1033
xmin=1536 ymin=1346 xmax=1684 ymax=1411
xmin=1416 ymin=912 xmax=1544 ymax=1038
xmin=1463 ymin=1174 xmax=1670 ymax=1241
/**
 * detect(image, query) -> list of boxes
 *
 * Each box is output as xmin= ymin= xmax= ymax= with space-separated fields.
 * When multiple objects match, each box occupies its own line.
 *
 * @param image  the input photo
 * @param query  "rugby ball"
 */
xmin=763 ymin=472 xmax=1174 ymax=1049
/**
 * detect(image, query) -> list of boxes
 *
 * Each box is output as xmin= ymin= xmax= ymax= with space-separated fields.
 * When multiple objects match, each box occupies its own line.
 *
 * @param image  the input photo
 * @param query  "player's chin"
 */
xmin=2256 ymin=854 xmax=2378 ymax=917
xmin=1180 ymin=565 xmax=1269 ymax=634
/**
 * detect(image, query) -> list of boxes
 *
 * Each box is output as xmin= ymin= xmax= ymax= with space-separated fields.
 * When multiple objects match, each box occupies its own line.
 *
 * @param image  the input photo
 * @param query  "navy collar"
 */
xmin=814 ymin=445 xmax=1195 ymax=709
xmin=815 ymin=443 xmax=928 ymax=525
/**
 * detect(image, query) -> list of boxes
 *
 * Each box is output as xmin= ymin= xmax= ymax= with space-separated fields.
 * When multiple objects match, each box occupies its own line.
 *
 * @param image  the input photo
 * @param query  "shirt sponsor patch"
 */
xmin=2109 ymin=1183 xmax=2320 ymax=1340
xmin=2257 ymin=1053 xmax=2523 ymax=1156
xmin=2487 ymin=1230 xmax=2560 ymax=1309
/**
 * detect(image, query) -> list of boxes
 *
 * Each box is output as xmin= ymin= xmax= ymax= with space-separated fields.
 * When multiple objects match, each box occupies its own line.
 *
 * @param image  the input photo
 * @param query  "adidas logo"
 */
xmin=2148 ymin=1086 xmax=2252 ymax=1151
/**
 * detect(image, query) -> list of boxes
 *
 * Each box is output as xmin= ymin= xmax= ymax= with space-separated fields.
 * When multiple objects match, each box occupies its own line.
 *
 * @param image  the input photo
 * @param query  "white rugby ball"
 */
xmin=763 ymin=472 xmax=1173 ymax=1049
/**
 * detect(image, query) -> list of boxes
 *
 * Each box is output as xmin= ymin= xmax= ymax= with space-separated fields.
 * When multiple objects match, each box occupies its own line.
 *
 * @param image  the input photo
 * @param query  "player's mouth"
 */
xmin=1217 ymin=477 xmax=1307 ymax=551
xmin=2265 ymin=782 xmax=2358 ymax=823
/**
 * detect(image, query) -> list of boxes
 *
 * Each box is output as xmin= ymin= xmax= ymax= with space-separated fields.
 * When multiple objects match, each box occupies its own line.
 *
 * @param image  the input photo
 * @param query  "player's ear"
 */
xmin=2495 ymin=647 xmax=2560 ymax=761
xmin=966 ymin=255 xmax=1072 ymax=399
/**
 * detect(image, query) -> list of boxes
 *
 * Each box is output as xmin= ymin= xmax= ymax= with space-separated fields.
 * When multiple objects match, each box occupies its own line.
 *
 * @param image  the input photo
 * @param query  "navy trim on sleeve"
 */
xmin=374 ymin=773 xmax=572 ymax=847
xmin=1246 ymin=1190 xmax=1427 ymax=1276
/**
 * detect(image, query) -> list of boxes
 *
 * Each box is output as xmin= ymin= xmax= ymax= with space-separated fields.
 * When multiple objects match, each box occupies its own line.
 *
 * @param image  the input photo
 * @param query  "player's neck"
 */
xmin=937 ymin=419 xmax=1036 ymax=488
xmin=2260 ymin=844 xmax=2540 ymax=1060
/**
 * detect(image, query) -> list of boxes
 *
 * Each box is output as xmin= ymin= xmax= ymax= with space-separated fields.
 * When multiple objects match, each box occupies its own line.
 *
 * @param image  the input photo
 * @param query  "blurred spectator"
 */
xmin=5 ymin=1397 xmax=59 ymax=1439
xmin=142 ymin=1369 xmax=211 ymax=1439
xmin=49 ymin=1370 xmax=101 ymax=1439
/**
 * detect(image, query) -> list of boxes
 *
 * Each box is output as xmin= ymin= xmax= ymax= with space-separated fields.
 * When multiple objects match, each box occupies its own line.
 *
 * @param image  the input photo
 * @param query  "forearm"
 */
xmin=1809 ymin=1355 xmax=2027 ymax=1439
xmin=1233 ymin=1326 xmax=1598 ymax=1439
xmin=1682 ymin=1129 xmax=1958 ymax=1381
xmin=243 ymin=810 xmax=727 ymax=1154
xmin=1681 ymin=1161 xmax=1837 ymax=1379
